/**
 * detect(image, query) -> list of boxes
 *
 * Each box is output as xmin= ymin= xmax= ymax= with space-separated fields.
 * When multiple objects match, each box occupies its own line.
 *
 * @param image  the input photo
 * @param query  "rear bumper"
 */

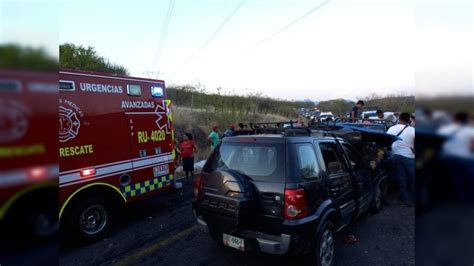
xmin=193 ymin=210 xmax=316 ymax=255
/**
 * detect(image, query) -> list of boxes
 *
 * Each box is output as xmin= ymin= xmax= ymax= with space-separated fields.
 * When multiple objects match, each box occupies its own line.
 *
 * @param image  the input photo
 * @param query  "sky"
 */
xmin=0 ymin=1 xmax=59 ymax=58
xmin=415 ymin=0 xmax=473 ymax=98
xmin=1 ymin=0 xmax=472 ymax=101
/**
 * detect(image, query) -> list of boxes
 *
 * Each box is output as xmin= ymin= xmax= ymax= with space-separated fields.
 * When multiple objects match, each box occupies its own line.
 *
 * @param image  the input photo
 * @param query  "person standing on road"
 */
xmin=208 ymin=126 xmax=220 ymax=150
xmin=180 ymin=133 xmax=197 ymax=184
xmin=387 ymin=112 xmax=415 ymax=207
xmin=350 ymin=100 xmax=365 ymax=120
xmin=223 ymin=124 xmax=235 ymax=138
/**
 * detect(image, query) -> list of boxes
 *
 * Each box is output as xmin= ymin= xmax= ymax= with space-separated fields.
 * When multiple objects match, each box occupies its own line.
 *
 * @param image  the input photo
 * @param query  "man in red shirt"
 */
xmin=179 ymin=133 xmax=197 ymax=184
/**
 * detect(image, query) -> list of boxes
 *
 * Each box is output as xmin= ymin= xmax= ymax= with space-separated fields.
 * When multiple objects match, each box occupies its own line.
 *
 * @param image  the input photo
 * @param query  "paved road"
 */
xmin=60 ymin=182 xmax=414 ymax=266
xmin=0 ymin=243 xmax=58 ymax=266
xmin=416 ymin=203 xmax=474 ymax=265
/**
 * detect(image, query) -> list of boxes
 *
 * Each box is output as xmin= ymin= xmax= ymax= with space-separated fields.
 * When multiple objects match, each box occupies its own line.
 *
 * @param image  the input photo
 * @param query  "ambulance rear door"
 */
xmin=126 ymin=99 xmax=174 ymax=196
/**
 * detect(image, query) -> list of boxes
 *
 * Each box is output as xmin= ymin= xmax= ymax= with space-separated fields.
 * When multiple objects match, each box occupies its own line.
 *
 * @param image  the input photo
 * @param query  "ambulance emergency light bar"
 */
xmin=151 ymin=86 xmax=163 ymax=97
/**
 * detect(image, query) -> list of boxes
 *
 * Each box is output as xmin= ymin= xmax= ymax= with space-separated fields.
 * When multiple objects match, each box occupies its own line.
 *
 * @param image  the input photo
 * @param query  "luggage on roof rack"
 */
xmin=233 ymin=120 xmax=398 ymax=147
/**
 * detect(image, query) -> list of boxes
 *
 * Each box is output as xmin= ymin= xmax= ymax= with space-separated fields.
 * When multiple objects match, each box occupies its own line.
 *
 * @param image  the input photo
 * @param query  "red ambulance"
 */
xmin=0 ymin=69 xmax=58 ymax=240
xmin=59 ymin=69 xmax=177 ymax=242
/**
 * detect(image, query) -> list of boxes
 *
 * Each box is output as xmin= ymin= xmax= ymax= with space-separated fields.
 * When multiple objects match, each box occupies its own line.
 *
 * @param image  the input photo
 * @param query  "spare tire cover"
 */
xmin=200 ymin=169 xmax=256 ymax=233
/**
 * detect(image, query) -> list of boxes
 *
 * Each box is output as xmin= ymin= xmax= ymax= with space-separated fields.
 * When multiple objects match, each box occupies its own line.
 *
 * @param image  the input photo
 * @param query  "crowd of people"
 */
xmin=348 ymin=100 xmax=416 ymax=206
xmin=416 ymin=109 xmax=474 ymax=202
xmin=348 ymin=100 xmax=474 ymax=204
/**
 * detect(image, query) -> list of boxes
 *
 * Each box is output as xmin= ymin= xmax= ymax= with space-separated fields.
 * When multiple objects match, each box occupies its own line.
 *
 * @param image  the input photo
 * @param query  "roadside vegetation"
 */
xmin=60 ymin=43 xmax=129 ymax=75
xmin=0 ymin=44 xmax=58 ymax=71
xmin=316 ymin=94 xmax=415 ymax=115
xmin=417 ymin=96 xmax=474 ymax=113
xmin=172 ymin=104 xmax=288 ymax=161
xmin=167 ymin=85 xmax=313 ymax=119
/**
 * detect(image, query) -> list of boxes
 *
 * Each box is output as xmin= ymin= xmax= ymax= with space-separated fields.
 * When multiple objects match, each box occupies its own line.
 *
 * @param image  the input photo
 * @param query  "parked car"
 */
xmin=310 ymin=111 xmax=321 ymax=120
xmin=361 ymin=110 xmax=377 ymax=119
xmin=192 ymin=128 xmax=389 ymax=266
xmin=319 ymin=112 xmax=334 ymax=122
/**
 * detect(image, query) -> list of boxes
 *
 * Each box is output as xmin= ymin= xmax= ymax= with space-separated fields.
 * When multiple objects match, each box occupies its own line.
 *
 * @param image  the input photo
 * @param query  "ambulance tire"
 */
xmin=2 ymin=189 xmax=58 ymax=243
xmin=63 ymin=196 xmax=115 ymax=244
xmin=27 ymin=202 xmax=59 ymax=239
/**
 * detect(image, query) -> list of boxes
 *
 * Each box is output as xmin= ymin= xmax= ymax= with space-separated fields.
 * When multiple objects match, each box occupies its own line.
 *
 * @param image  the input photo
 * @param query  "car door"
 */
xmin=317 ymin=141 xmax=356 ymax=225
xmin=125 ymin=99 xmax=174 ymax=199
xmin=293 ymin=142 xmax=325 ymax=214
xmin=340 ymin=142 xmax=373 ymax=214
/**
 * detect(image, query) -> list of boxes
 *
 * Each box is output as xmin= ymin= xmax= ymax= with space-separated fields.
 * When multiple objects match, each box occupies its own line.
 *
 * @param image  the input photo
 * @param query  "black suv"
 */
xmin=192 ymin=126 xmax=390 ymax=266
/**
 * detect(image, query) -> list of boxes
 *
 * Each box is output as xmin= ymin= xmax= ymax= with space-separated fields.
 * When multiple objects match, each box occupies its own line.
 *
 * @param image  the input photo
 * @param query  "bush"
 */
xmin=59 ymin=43 xmax=129 ymax=75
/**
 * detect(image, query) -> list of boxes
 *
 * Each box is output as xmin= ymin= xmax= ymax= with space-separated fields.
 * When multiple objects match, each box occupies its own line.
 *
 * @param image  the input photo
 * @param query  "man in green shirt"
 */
xmin=207 ymin=126 xmax=220 ymax=150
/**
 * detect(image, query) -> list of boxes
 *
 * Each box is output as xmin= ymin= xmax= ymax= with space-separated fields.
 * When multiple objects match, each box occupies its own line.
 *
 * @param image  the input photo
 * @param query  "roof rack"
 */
xmin=235 ymin=120 xmax=358 ymax=138
xmin=242 ymin=121 xmax=309 ymax=137
xmin=233 ymin=119 xmax=397 ymax=147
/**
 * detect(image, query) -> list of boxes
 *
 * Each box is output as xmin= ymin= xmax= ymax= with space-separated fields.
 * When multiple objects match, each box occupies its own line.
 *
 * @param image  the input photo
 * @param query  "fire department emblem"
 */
xmin=0 ymin=100 xmax=29 ymax=144
xmin=59 ymin=106 xmax=81 ymax=142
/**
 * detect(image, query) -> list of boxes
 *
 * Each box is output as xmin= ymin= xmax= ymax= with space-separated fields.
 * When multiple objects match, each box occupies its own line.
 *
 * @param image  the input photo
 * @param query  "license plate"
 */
xmin=223 ymin=234 xmax=245 ymax=251
xmin=153 ymin=164 xmax=169 ymax=177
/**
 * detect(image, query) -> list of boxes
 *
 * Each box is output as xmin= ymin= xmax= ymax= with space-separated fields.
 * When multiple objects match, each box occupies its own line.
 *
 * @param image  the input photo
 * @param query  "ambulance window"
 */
xmin=59 ymin=80 xmax=75 ymax=91
xmin=151 ymin=86 xmax=163 ymax=97
xmin=0 ymin=80 xmax=21 ymax=92
xmin=127 ymin=84 xmax=142 ymax=96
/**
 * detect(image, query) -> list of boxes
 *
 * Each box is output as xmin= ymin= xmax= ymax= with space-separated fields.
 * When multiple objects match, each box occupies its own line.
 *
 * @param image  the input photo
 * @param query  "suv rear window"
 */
xmin=206 ymin=142 xmax=285 ymax=182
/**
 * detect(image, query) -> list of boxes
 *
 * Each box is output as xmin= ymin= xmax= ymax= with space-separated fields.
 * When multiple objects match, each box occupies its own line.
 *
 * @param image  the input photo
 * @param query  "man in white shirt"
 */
xmin=370 ymin=110 xmax=398 ymax=128
xmin=438 ymin=112 xmax=474 ymax=159
xmin=387 ymin=113 xmax=415 ymax=206
xmin=376 ymin=110 xmax=398 ymax=123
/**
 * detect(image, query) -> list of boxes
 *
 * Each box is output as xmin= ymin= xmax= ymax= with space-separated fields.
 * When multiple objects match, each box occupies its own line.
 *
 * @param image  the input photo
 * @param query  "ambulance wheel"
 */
xmin=2 ymin=189 xmax=58 ymax=242
xmin=63 ymin=196 xmax=115 ymax=244
xmin=28 ymin=204 xmax=59 ymax=239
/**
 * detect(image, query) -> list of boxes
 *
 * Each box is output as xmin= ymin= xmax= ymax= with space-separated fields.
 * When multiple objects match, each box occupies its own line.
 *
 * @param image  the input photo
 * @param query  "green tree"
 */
xmin=0 ymin=44 xmax=58 ymax=71
xmin=59 ymin=43 xmax=129 ymax=75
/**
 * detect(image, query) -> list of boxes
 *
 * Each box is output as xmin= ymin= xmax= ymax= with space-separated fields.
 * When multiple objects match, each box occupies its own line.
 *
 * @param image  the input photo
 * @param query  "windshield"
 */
xmin=205 ymin=142 xmax=285 ymax=182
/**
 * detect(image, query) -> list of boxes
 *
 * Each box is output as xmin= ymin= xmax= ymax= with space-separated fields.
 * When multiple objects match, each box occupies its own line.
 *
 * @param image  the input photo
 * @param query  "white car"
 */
xmin=319 ymin=112 xmax=334 ymax=122
xmin=362 ymin=110 xmax=377 ymax=119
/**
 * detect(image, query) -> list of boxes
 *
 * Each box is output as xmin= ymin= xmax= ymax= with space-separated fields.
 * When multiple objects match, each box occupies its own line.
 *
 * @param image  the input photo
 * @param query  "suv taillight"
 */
xmin=194 ymin=174 xmax=203 ymax=198
xmin=284 ymin=188 xmax=308 ymax=219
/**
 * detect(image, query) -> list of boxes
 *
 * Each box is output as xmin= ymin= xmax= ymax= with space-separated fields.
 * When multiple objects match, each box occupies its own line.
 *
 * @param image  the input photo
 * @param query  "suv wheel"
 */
xmin=311 ymin=221 xmax=336 ymax=266
xmin=370 ymin=183 xmax=383 ymax=213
